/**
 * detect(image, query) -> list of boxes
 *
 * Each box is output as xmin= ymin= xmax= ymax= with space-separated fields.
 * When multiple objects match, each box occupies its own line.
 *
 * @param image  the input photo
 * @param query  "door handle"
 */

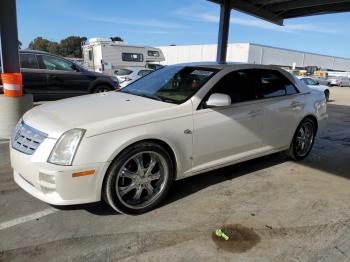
xmin=48 ymin=75 xmax=63 ymax=82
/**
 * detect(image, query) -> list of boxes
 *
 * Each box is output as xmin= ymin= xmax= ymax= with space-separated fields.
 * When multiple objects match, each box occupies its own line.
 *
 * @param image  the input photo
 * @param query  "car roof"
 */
xmin=173 ymin=62 xmax=283 ymax=71
xmin=123 ymin=67 xmax=154 ymax=71
xmin=19 ymin=49 xmax=49 ymax=55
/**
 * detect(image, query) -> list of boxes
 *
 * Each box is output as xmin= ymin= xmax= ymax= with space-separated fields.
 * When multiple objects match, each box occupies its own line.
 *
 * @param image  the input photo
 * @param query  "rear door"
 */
xmin=192 ymin=69 xmax=265 ymax=173
xmin=255 ymin=69 xmax=304 ymax=150
xmin=19 ymin=53 xmax=48 ymax=101
xmin=37 ymin=55 xmax=91 ymax=100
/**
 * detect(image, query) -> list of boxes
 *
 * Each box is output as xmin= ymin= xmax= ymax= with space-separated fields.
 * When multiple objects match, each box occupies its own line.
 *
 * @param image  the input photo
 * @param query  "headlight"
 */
xmin=48 ymin=129 xmax=85 ymax=166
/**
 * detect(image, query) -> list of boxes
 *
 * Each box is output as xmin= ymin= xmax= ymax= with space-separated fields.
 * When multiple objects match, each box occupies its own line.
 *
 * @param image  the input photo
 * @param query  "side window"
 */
xmin=121 ymin=53 xmax=143 ymax=62
xmin=257 ymin=70 xmax=298 ymax=98
xmin=148 ymin=50 xmax=159 ymax=57
xmin=39 ymin=55 xmax=74 ymax=71
xmin=209 ymin=70 xmax=256 ymax=104
xmin=20 ymin=54 xmax=38 ymax=69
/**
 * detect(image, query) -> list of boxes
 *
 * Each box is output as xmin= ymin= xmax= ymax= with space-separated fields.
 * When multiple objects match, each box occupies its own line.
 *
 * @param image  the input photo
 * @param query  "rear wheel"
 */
xmin=103 ymin=142 xmax=174 ymax=214
xmin=93 ymin=85 xmax=113 ymax=93
xmin=288 ymin=118 xmax=316 ymax=161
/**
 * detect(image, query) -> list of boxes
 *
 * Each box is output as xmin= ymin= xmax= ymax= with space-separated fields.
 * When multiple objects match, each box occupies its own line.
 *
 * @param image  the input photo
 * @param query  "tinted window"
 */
xmin=115 ymin=69 xmax=133 ymax=75
xmin=209 ymin=70 xmax=256 ymax=104
xmin=138 ymin=70 xmax=153 ymax=77
xmin=257 ymin=70 xmax=298 ymax=98
xmin=40 ymin=56 xmax=74 ymax=71
xmin=122 ymin=53 xmax=143 ymax=62
xmin=148 ymin=50 xmax=160 ymax=57
xmin=20 ymin=54 xmax=38 ymax=69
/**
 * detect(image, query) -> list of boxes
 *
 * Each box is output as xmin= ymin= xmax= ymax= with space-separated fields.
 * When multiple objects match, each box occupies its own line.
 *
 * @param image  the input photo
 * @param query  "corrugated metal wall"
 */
xmin=158 ymin=43 xmax=350 ymax=71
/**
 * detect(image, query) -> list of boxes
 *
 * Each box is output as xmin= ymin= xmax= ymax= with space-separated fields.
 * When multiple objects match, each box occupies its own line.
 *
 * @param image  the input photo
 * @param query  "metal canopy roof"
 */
xmin=209 ymin=0 xmax=350 ymax=25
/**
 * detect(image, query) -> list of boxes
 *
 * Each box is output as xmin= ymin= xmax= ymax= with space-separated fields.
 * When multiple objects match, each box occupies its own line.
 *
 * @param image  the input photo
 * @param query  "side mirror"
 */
xmin=71 ymin=63 xmax=80 ymax=72
xmin=206 ymin=93 xmax=231 ymax=108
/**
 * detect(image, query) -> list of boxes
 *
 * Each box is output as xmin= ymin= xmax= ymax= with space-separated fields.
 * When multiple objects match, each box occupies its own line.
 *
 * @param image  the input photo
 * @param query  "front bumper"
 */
xmin=11 ymin=143 xmax=110 ymax=205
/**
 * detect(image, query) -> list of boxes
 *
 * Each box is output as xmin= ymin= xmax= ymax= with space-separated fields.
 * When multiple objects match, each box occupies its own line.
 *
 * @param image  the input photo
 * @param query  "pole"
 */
xmin=0 ymin=0 xmax=33 ymax=139
xmin=0 ymin=0 xmax=21 ymax=74
xmin=216 ymin=0 xmax=231 ymax=63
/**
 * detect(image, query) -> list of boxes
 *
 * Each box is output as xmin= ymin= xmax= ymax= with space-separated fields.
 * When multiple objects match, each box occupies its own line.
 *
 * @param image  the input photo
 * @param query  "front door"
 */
xmin=37 ymin=55 xmax=90 ymax=100
xmin=192 ymin=69 xmax=264 ymax=173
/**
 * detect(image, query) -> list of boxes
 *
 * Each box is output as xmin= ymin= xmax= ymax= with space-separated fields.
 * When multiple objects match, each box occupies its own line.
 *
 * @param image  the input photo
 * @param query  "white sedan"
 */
xmin=115 ymin=67 xmax=154 ymax=88
xmin=10 ymin=63 xmax=327 ymax=214
xmin=297 ymin=77 xmax=330 ymax=101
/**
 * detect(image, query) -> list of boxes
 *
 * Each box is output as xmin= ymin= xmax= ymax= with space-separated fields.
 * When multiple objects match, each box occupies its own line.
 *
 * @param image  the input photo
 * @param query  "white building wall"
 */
xmin=248 ymin=44 xmax=305 ymax=67
xmin=158 ymin=43 xmax=350 ymax=71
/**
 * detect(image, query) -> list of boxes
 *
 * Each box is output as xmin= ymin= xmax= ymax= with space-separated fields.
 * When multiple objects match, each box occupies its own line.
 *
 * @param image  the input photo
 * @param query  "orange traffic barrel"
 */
xmin=1 ymin=73 xmax=23 ymax=97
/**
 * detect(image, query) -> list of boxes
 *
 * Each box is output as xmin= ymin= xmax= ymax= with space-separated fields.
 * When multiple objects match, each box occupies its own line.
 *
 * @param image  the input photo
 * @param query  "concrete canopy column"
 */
xmin=0 ymin=0 xmax=33 ymax=139
xmin=216 ymin=0 xmax=231 ymax=63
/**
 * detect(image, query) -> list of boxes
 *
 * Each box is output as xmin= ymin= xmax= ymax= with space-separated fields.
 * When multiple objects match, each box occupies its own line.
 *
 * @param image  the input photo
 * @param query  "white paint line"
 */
xmin=0 ymin=208 xmax=58 ymax=231
xmin=0 ymin=140 xmax=9 ymax=144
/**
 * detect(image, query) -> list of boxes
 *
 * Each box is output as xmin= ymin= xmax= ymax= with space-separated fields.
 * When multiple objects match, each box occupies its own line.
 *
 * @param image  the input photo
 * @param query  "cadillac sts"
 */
xmin=10 ymin=63 xmax=327 ymax=214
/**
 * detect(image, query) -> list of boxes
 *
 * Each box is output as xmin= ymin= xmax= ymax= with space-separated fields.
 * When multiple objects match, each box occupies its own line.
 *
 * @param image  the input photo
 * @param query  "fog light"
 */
xmin=39 ymin=172 xmax=55 ymax=184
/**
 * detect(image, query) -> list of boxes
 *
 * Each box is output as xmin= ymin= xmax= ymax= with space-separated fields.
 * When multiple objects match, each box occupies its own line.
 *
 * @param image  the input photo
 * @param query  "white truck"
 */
xmin=82 ymin=38 xmax=165 ymax=75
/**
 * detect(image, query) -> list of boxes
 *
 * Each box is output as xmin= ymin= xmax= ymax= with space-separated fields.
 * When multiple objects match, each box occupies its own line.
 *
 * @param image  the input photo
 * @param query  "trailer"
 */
xmin=82 ymin=38 xmax=165 ymax=75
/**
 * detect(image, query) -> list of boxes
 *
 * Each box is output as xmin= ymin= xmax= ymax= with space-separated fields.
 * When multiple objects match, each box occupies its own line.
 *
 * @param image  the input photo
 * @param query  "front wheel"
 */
xmin=103 ymin=142 xmax=174 ymax=214
xmin=288 ymin=118 xmax=316 ymax=161
xmin=93 ymin=85 xmax=113 ymax=93
xmin=324 ymin=90 xmax=330 ymax=102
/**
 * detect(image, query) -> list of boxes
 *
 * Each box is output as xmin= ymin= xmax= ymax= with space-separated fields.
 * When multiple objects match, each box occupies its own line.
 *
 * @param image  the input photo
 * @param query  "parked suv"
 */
xmin=0 ymin=50 xmax=119 ymax=101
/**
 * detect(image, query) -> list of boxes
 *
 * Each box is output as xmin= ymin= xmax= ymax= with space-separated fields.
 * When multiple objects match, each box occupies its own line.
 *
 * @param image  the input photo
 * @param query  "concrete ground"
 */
xmin=0 ymin=87 xmax=350 ymax=262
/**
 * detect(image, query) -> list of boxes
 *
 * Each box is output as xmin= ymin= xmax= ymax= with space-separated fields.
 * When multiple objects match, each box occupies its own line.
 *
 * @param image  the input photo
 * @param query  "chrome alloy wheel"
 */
xmin=295 ymin=121 xmax=314 ymax=157
xmin=115 ymin=151 xmax=169 ymax=209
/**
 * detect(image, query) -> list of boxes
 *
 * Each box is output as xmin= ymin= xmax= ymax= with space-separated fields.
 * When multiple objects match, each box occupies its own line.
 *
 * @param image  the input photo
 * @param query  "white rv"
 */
xmin=82 ymin=38 xmax=165 ymax=75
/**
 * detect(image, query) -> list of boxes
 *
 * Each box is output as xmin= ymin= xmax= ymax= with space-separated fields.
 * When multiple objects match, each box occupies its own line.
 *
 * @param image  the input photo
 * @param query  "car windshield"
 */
xmin=120 ymin=66 xmax=218 ymax=104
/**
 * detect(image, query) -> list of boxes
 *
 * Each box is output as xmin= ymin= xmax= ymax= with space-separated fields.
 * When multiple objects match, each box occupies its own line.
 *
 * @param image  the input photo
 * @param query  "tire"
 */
xmin=102 ymin=141 xmax=174 ymax=214
xmin=92 ymin=85 xmax=113 ymax=93
xmin=288 ymin=118 xmax=316 ymax=161
xmin=324 ymin=90 xmax=330 ymax=102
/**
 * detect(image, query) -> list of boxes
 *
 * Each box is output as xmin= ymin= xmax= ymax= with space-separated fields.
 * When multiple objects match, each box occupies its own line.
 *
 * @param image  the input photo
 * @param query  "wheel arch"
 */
xmin=106 ymin=138 xmax=179 ymax=181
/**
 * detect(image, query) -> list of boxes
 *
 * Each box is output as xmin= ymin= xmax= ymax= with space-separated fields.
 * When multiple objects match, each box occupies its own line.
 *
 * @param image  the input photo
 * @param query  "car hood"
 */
xmin=23 ymin=92 xmax=177 ymax=138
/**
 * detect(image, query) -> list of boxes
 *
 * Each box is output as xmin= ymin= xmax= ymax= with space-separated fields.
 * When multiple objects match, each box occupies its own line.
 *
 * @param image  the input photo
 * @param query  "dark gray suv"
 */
xmin=0 ymin=50 xmax=119 ymax=101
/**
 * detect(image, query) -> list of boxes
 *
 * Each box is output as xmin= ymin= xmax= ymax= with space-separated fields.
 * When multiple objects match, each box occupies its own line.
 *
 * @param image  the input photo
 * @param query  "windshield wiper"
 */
xmin=138 ymin=93 xmax=164 ymax=101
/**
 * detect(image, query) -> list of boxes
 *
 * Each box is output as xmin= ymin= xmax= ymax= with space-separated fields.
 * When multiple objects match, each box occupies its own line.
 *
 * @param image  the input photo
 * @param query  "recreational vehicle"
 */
xmin=82 ymin=38 xmax=165 ymax=75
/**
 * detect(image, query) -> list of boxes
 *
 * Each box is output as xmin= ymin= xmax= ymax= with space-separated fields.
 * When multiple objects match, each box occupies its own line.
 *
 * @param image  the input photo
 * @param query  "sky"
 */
xmin=17 ymin=0 xmax=350 ymax=58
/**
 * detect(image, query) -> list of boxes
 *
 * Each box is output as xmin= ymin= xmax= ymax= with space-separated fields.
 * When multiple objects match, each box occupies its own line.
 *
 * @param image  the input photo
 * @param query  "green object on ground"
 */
xmin=215 ymin=228 xmax=229 ymax=240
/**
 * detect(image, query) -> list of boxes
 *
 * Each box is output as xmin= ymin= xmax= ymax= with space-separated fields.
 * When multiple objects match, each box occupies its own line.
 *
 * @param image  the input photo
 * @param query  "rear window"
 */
xmin=137 ymin=70 xmax=153 ymax=77
xmin=115 ymin=69 xmax=133 ymax=76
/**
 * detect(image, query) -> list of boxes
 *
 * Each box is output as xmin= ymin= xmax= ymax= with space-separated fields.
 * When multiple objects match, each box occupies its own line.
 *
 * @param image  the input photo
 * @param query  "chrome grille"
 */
xmin=12 ymin=121 xmax=47 ymax=155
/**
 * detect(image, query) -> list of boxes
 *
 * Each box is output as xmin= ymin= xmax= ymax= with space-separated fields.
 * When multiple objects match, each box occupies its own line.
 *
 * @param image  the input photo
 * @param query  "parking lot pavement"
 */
xmin=1 ymin=89 xmax=350 ymax=262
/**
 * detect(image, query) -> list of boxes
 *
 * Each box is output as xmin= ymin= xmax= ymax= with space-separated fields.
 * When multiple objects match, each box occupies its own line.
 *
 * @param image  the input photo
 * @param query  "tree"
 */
xmin=110 ymin=36 xmax=123 ymax=42
xmin=18 ymin=41 xmax=22 ymax=49
xmin=28 ymin=37 xmax=53 ymax=52
xmin=59 ymin=36 xmax=86 ymax=58
xmin=47 ymin=42 xmax=59 ymax=55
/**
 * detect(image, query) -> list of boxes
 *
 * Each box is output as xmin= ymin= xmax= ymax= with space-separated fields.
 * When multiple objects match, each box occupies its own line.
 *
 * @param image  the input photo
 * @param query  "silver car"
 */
xmin=329 ymin=77 xmax=350 ymax=87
